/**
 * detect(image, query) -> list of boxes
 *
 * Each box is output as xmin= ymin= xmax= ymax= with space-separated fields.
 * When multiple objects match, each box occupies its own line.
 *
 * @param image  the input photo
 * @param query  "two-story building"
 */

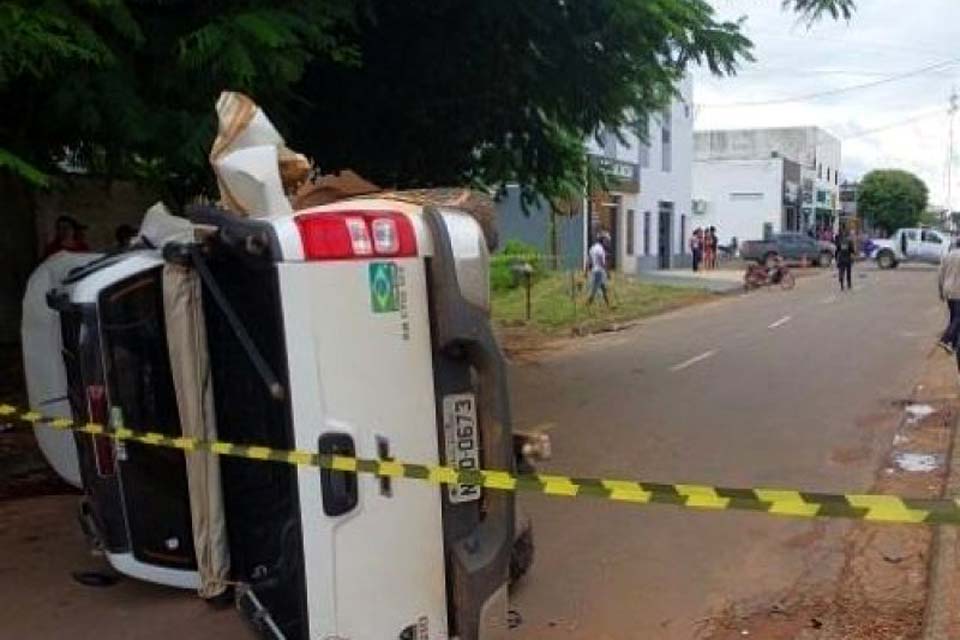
xmin=584 ymin=76 xmax=695 ymax=272
xmin=692 ymin=126 xmax=842 ymax=244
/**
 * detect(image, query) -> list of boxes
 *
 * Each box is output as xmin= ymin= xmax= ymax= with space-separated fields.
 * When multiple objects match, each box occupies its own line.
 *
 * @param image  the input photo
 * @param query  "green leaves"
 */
xmin=0 ymin=0 xmax=855 ymax=205
xmin=784 ymin=0 xmax=856 ymax=23
xmin=858 ymin=169 xmax=929 ymax=234
xmin=0 ymin=148 xmax=49 ymax=186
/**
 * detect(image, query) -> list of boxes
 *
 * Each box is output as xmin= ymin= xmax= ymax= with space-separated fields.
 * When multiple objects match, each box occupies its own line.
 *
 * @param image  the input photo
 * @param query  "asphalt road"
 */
xmin=509 ymin=264 xmax=947 ymax=639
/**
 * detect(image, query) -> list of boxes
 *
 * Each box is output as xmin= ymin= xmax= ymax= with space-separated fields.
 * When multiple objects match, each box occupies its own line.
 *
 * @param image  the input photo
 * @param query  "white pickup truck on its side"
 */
xmin=871 ymin=228 xmax=954 ymax=269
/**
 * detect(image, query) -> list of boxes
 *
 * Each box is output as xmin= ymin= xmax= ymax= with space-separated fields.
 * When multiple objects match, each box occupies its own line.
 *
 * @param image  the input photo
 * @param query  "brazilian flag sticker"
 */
xmin=369 ymin=262 xmax=399 ymax=313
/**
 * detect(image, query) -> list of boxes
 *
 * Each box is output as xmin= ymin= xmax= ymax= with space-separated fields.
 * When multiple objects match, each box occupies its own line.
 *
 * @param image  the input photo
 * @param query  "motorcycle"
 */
xmin=744 ymin=259 xmax=795 ymax=291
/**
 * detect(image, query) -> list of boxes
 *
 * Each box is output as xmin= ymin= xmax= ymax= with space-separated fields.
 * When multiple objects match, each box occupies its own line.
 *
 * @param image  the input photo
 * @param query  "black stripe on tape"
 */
xmin=356 ymin=459 xmax=380 ymax=475
xmin=570 ymin=477 xmax=613 ymax=498
xmin=800 ymin=492 xmax=851 ymax=506
xmin=514 ymin=474 xmax=547 ymax=492
xmin=716 ymin=487 xmax=764 ymax=502
xmin=640 ymin=482 xmax=681 ymax=496
xmin=402 ymin=464 xmax=431 ymax=480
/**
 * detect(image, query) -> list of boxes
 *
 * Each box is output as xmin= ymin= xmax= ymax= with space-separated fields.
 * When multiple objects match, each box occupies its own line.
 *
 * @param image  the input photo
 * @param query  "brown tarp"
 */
xmin=163 ymin=264 xmax=230 ymax=598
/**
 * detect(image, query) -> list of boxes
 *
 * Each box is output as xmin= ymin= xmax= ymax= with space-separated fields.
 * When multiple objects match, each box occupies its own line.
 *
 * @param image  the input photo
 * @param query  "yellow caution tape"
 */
xmin=3 ymin=403 xmax=957 ymax=525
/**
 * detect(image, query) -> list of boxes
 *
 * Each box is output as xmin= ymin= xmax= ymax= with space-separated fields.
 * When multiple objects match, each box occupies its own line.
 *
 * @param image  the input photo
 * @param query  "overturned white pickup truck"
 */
xmin=871 ymin=228 xmax=954 ymax=269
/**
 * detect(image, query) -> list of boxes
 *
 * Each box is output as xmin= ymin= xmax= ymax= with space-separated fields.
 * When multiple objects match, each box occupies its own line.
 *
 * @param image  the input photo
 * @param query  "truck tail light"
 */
xmin=87 ymin=385 xmax=115 ymax=477
xmin=295 ymin=211 xmax=417 ymax=260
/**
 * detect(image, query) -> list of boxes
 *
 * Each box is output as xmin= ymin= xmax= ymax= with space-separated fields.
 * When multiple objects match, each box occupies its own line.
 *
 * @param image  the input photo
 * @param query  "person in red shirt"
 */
xmin=44 ymin=215 xmax=90 ymax=257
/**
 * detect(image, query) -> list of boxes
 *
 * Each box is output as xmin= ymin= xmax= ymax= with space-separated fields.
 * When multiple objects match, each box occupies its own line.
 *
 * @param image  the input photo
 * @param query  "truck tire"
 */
xmin=877 ymin=250 xmax=896 ymax=269
xmin=763 ymin=252 xmax=779 ymax=269
xmin=818 ymin=251 xmax=833 ymax=268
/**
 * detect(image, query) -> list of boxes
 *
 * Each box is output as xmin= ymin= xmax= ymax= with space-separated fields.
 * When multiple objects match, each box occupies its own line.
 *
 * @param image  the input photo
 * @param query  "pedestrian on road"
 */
xmin=937 ymin=238 xmax=960 ymax=355
xmin=836 ymin=236 xmax=854 ymax=291
xmin=690 ymin=228 xmax=702 ymax=273
xmin=587 ymin=235 xmax=611 ymax=307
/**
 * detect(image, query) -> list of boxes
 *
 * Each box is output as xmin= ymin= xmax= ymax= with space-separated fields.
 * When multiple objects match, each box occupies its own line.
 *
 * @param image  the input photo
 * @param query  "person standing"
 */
xmin=938 ymin=238 xmax=960 ymax=354
xmin=690 ymin=228 xmax=702 ymax=272
xmin=708 ymin=226 xmax=719 ymax=269
xmin=43 ymin=215 xmax=90 ymax=258
xmin=836 ymin=236 xmax=854 ymax=291
xmin=700 ymin=227 xmax=713 ymax=270
xmin=586 ymin=235 xmax=611 ymax=307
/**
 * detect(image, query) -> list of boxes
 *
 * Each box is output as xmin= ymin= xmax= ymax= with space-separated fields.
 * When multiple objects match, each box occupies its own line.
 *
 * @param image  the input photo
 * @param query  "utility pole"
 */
xmin=947 ymin=88 xmax=958 ymax=228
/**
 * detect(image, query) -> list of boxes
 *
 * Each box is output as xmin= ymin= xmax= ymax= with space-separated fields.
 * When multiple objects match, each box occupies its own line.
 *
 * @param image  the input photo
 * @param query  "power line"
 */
xmin=746 ymin=28 xmax=956 ymax=59
xmin=700 ymin=57 xmax=960 ymax=109
xmin=838 ymin=108 xmax=944 ymax=140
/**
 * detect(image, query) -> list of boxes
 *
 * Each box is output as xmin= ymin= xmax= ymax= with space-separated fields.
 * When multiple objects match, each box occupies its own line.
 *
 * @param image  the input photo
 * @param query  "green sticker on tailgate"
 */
xmin=369 ymin=262 xmax=398 ymax=313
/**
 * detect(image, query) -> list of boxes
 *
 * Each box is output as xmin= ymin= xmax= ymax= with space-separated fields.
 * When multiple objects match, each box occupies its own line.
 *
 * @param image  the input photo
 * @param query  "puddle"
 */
xmin=905 ymin=404 xmax=936 ymax=423
xmin=892 ymin=452 xmax=943 ymax=473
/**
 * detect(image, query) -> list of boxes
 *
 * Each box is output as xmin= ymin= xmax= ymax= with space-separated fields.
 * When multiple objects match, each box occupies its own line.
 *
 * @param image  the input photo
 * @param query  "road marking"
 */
xmin=819 ymin=295 xmax=837 ymax=304
xmin=768 ymin=315 xmax=792 ymax=329
xmin=669 ymin=350 xmax=717 ymax=372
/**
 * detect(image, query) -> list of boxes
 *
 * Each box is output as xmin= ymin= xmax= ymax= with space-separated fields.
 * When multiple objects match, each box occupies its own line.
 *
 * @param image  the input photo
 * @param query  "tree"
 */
xmin=1 ymin=0 xmax=853 ymax=203
xmin=858 ymin=169 xmax=929 ymax=234
xmin=1 ymin=0 xmax=356 ymax=200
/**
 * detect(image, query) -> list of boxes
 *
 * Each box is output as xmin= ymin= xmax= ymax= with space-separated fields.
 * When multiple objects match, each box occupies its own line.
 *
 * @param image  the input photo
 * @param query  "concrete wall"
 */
xmin=0 ymin=176 xmax=158 ymax=344
xmin=0 ymin=176 xmax=39 ymax=345
xmin=692 ymin=158 xmax=784 ymax=246
xmin=494 ymin=186 xmax=585 ymax=270
xmin=34 ymin=178 xmax=157 ymax=256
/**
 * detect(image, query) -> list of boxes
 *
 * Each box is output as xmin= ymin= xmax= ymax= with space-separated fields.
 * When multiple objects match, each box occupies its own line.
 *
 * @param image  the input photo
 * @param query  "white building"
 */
xmin=584 ymin=77 xmax=695 ymax=272
xmin=694 ymin=127 xmax=841 ymax=241
xmin=692 ymin=156 xmax=802 ymax=246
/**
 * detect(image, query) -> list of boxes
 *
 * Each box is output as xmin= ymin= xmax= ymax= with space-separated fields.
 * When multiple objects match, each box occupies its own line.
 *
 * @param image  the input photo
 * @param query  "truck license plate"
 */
xmin=443 ymin=393 xmax=481 ymax=503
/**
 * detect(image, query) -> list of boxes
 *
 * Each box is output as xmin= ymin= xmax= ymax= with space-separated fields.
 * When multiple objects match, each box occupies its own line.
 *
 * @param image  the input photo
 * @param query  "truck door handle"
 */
xmin=318 ymin=433 xmax=358 ymax=516
xmin=376 ymin=436 xmax=393 ymax=497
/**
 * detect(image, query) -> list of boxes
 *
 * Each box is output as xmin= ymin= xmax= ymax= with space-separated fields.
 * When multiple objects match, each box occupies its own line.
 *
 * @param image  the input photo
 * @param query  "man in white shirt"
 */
xmin=938 ymin=238 xmax=960 ymax=358
xmin=587 ymin=234 xmax=610 ymax=307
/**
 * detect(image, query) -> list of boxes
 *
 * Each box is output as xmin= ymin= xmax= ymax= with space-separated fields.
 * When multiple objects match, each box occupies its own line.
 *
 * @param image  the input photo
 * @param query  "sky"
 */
xmin=692 ymin=0 xmax=960 ymax=208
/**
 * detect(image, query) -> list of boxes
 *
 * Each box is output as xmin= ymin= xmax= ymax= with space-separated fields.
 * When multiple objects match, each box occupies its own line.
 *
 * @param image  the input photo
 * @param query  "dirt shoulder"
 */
xmin=705 ymin=350 xmax=960 ymax=640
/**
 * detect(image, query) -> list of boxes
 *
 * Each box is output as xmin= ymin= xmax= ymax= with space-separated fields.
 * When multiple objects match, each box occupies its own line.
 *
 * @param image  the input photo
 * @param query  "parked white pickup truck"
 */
xmin=871 ymin=228 xmax=954 ymax=269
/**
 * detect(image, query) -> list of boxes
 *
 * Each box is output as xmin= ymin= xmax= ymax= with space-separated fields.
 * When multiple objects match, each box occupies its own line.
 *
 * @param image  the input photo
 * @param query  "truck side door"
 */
xmin=901 ymin=229 xmax=921 ymax=259
xmin=777 ymin=234 xmax=799 ymax=260
xmin=921 ymin=230 xmax=945 ymax=262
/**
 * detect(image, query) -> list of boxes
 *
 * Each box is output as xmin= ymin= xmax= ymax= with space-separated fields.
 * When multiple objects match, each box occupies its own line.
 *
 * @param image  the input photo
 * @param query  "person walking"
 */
xmin=586 ymin=234 xmax=611 ymax=307
xmin=836 ymin=236 xmax=854 ymax=291
xmin=690 ymin=228 xmax=702 ymax=272
xmin=938 ymin=238 xmax=960 ymax=355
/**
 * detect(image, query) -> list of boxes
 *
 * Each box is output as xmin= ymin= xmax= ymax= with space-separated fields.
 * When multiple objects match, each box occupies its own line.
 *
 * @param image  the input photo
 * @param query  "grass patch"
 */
xmin=491 ymin=272 xmax=714 ymax=335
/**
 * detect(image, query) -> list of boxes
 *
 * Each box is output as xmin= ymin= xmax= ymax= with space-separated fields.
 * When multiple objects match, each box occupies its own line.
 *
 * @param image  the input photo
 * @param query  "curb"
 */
xmin=922 ymin=378 xmax=960 ymax=639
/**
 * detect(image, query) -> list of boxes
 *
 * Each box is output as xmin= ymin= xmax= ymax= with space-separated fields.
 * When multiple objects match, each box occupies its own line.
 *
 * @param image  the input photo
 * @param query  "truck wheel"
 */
xmin=877 ymin=251 xmax=896 ymax=269
xmin=510 ymin=524 xmax=535 ymax=588
xmin=818 ymin=252 xmax=833 ymax=268
xmin=763 ymin=252 xmax=779 ymax=269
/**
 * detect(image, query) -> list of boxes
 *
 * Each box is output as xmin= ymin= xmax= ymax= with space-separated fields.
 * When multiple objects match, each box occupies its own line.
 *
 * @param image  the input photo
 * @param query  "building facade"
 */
xmin=694 ymin=127 xmax=841 ymax=238
xmin=493 ymin=186 xmax=585 ymax=270
xmin=692 ymin=156 xmax=801 ymax=246
xmin=585 ymin=76 xmax=695 ymax=272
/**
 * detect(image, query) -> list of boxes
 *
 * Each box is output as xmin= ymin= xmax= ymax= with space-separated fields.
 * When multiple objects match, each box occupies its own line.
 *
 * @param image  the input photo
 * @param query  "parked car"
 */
xmin=870 ymin=228 xmax=954 ymax=269
xmin=740 ymin=232 xmax=836 ymax=268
